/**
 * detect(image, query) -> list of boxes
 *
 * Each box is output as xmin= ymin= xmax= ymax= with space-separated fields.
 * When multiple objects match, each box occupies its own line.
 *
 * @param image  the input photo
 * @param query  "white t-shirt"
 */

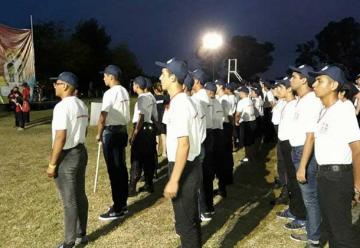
xmin=343 ymin=100 xmax=356 ymax=114
xmin=315 ymin=100 xmax=360 ymax=165
xmin=236 ymin=97 xmax=256 ymax=123
xmin=192 ymin=88 xmax=213 ymax=129
xmin=227 ymin=94 xmax=238 ymax=116
xmin=263 ymin=90 xmax=275 ymax=108
xmin=289 ymin=91 xmax=323 ymax=147
xmin=52 ymin=96 xmax=88 ymax=150
xmin=272 ymin=99 xmax=287 ymax=125
xmin=132 ymin=93 xmax=154 ymax=123
xmin=190 ymin=96 xmax=207 ymax=143
xmin=218 ymin=94 xmax=231 ymax=123
xmin=166 ymin=93 xmax=201 ymax=162
xmin=278 ymin=100 xmax=296 ymax=141
xmin=101 ymin=84 xmax=130 ymax=126
xmin=253 ymin=97 xmax=264 ymax=118
xmin=211 ymin=98 xmax=224 ymax=129
xmin=145 ymin=92 xmax=158 ymax=122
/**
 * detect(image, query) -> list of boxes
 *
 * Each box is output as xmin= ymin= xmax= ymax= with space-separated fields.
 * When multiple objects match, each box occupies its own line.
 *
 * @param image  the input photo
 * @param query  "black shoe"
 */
xmin=75 ymin=235 xmax=88 ymax=245
xmin=139 ymin=184 xmax=154 ymax=193
xmin=128 ymin=186 xmax=137 ymax=197
xmin=99 ymin=206 xmax=127 ymax=221
xmin=56 ymin=242 xmax=75 ymax=248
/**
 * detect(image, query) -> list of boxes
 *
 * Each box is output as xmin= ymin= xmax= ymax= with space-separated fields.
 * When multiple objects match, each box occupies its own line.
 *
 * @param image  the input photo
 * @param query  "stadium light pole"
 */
xmin=202 ymin=32 xmax=223 ymax=81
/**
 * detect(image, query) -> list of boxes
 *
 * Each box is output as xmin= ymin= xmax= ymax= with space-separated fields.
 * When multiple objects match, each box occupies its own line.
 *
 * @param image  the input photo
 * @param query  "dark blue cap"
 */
xmin=184 ymin=74 xmax=194 ymax=90
xmin=309 ymin=65 xmax=347 ymax=85
xmin=145 ymin=77 xmax=153 ymax=89
xmin=289 ymin=64 xmax=314 ymax=81
xmin=276 ymin=76 xmax=291 ymax=88
xmin=57 ymin=72 xmax=78 ymax=88
xmin=189 ymin=69 xmax=208 ymax=85
xmin=204 ymin=82 xmax=217 ymax=93
xmin=215 ymin=79 xmax=226 ymax=87
xmin=103 ymin=65 xmax=122 ymax=78
xmin=225 ymin=82 xmax=237 ymax=91
xmin=133 ymin=76 xmax=147 ymax=89
xmin=238 ymin=86 xmax=249 ymax=94
xmin=155 ymin=57 xmax=188 ymax=82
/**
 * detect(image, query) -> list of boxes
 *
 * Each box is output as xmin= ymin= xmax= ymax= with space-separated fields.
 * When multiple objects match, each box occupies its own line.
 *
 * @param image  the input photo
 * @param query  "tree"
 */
xmin=196 ymin=35 xmax=275 ymax=81
xmin=295 ymin=17 xmax=360 ymax=78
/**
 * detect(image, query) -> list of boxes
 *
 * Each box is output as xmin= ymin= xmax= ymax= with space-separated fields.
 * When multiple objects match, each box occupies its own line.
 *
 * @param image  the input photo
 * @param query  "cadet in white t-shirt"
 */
xmin=288 ymin=64 xmax=322 ymax=246
xmin=96 ymin=65 xmax=131 ymax=221
xmin=235 ymin=86 xmax=256 ymax=162
xmin=216 ymin=79 xmax=234 ymax=187
xmin=311 ymin=65 xmax=360 ymax=247
xmin=261 ymin=80 xmax=277 ymax=142
xmin=275 ymin=76 xmax=307 ymax=231
xmin=128 ymin=76 xmax=157 ymax=196
xmin=47 ymin=72 xmax=89 ymax=248
xmin=156 ymin=58 xmax=202 ymax=248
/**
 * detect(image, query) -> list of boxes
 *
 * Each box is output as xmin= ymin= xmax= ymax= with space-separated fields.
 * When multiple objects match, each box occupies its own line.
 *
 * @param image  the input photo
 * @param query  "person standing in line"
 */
xmin=275 ymin=76 xmax=307 ymax=231
xmin=288 ymin=65 xmax=322 ymax=247
xmin=153 ymin=82 xmax=168 ymax=157
xmin=216 ymin=79 xmax=234 ymax=187
xmin=128 ymin=76 xmax=157 ymax=195
xmin=224 ymin=82 xmax=239 ymax=151
xmin=235 ymin=86 xmax=256 ymax=163
xmin=311 ymin=65 xmax=360 ymax=248
xmin=156 ymin=58 xmax=202 ymax=248
xmin=21 ymin=82 xmax=31 ymax=124
xmin=261 ymin=80 xmax=276 ymax=143
xmin=96 ymin=65 xmax=130 ymax=221
xmin=46 ymin=72 xmax=89 ymax=248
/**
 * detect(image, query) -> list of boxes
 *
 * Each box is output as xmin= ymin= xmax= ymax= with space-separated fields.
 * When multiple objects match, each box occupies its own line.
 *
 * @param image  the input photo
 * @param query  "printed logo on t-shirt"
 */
xmin=319 ymin=122 xmax=329 ymax=134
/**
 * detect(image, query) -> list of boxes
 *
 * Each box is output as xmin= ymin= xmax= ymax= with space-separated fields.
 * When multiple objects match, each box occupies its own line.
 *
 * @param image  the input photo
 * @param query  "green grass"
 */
xmin=1 ymin=100 xmax=358 ymax=247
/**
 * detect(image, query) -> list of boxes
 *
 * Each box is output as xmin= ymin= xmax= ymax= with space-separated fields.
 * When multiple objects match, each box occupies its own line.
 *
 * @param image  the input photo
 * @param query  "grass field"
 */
xmin=0 ymin=101 xmax=359 ymax=248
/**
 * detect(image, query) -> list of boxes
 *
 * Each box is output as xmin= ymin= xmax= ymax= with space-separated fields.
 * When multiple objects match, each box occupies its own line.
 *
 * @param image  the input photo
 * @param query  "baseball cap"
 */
xmin=277 ymin=76 xmax=291 ymax=88
xmin=355 ymin=73 xmax=360 ymax=80
xmin=225 ymin=82 xmax=237 ymax=91
xmin=184 ymin=74 xmax=194 ymax=90
xmin=103 ymin=65 xmax=122 ymax=78
xmin=289 ymin=64 xmax=314 ymax=81
xmin=133 ymin=76 xmax=147 ymax=89
xmin=189 ymin=69 xmax=208 ymax=85
xmin=145 ymin=77 xmax=153 ymax=89
xmin=204 ymin=82 xmax=217 ymax=93
xmin=309 ymin=65 xmax=347 ymax=85
xmin=238 ymin=86 xmax=249 ymax=94
xmin=155 ymin=57 xmax=188 ymax=82
xmin=215 ymin=79 xmax=226 ymax=87
xmin=57 ymin=72 xmax=79 ymax=88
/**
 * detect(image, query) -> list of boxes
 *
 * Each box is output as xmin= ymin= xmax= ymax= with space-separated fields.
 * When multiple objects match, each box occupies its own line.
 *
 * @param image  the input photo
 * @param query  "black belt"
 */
xmin=318 ymin=164 xmax=352 ymax=172
xmin=105 ymin=125 xmax=126 ymax=133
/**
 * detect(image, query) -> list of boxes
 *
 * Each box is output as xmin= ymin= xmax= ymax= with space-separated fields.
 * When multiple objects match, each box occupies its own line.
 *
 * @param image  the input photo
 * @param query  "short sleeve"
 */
xmin=343 ymin=111 xmax=360 ymax=144
xmin=236 ymin=100 xmax=243 ymax=113
xmin=101 ymin=91 xmax=112 ymax=112
xmin=53 ymin=105 xmax=67 ymax=130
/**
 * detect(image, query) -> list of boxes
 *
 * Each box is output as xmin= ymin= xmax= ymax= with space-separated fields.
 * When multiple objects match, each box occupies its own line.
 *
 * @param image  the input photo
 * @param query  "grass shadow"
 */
xmin=25 ymin=116 xmax=53 ymax=129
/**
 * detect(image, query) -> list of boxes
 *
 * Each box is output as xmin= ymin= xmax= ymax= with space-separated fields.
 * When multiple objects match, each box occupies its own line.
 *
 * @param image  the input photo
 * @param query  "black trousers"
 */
xmin=317 ymin=165 xmax=359 ymax=248
xmin=169 ymin=159 xmax=202 ymax=248
xmin=223 ymin=123 xmax=234 ymax=184
xmin=263 ymin=107 xmax=275 ymax=143
xmin=130 ymin=123 xmax=157 ymax=188
xmin=15 ymin=111 xmax=24 ymax=128
xmin=279 ymin=140 xmax=306 ymax=220
xmin=102 ymin=126 xmax=129 ymax=212
xmin=213 ymin=129 xmax=226 ymax=189
xmin=201 ymin=129 xmax=215 ymax=212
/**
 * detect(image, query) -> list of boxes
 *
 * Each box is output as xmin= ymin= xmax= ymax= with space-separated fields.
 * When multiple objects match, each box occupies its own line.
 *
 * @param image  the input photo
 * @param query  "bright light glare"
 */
xmin=202 ymin=32 xmax=223 ymax=50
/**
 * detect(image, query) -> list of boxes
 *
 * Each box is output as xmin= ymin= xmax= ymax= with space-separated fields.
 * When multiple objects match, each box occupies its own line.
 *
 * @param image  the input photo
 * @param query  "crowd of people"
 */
xmin=45 ymin=60 xmax=360 ymax=248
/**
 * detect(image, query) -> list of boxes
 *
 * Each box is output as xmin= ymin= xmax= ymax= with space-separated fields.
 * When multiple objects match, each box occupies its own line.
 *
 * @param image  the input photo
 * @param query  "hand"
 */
xmin=46 ymin=166 xmax=56 ymax=178
xmin=96 ymin=134 xmax=101 ymax=143
xmin=163 ymin=180 xmax=179 ymax=199
xmin=354 ymin=186 xmax=360 ymax=203
xmin=296 ymin=166 xmax=307 ymax=184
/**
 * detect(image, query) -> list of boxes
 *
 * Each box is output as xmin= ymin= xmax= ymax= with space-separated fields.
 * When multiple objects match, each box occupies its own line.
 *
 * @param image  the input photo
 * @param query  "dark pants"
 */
xmin=223 ymin=123 xmax=234 ymax=184
xmin=201 ymin=129 xmax=215 ymax=213
xmin=213 ymin=129 xmax=226 ymax=190
xmin=317 ymin=165 xmax=358 ymax=248
xmin=129 ymin=123 xmax=157 ymax=189
xmin=169 ymin=159 xmax=202 ymax=248
xmin=23 ymin=111 xmax=30 ymax=123
xmin=263 ymin=107 xmax=275 ymax=143
xmin=292 ymin=146 xmax=321 ymax=241
xmin=275 ymin=125 xmax=286 ymax=186
xmin=55 ymin=144 xmax=88 ymax=244
xmin=279 ymin=140 xmax=306 ymax=220
xmin=15 ymin=111 xmax=24 ymax=128
xmin=102 ymin=126 xmax=128 ymax=212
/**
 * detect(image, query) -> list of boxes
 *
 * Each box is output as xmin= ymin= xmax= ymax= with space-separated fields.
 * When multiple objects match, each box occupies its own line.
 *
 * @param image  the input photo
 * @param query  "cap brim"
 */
xmin=308 ymin=71 xmax=323 ymax=77
xmin=289 ymin=66 xmax=303 ymax=74
xmin=155 ymin=61 xmax=167 ymax=67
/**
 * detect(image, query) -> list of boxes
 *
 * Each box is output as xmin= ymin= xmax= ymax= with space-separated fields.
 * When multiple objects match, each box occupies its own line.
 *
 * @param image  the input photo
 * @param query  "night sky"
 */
xmin=2 ymin=0 xmax=359 ymax=79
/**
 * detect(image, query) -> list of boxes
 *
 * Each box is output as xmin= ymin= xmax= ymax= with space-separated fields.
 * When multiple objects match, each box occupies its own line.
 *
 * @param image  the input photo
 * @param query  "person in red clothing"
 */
xmin=9 ymin=86 xmax=24 ymax=130
xmin=21 ymin=82 xmax=31 ymax=124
